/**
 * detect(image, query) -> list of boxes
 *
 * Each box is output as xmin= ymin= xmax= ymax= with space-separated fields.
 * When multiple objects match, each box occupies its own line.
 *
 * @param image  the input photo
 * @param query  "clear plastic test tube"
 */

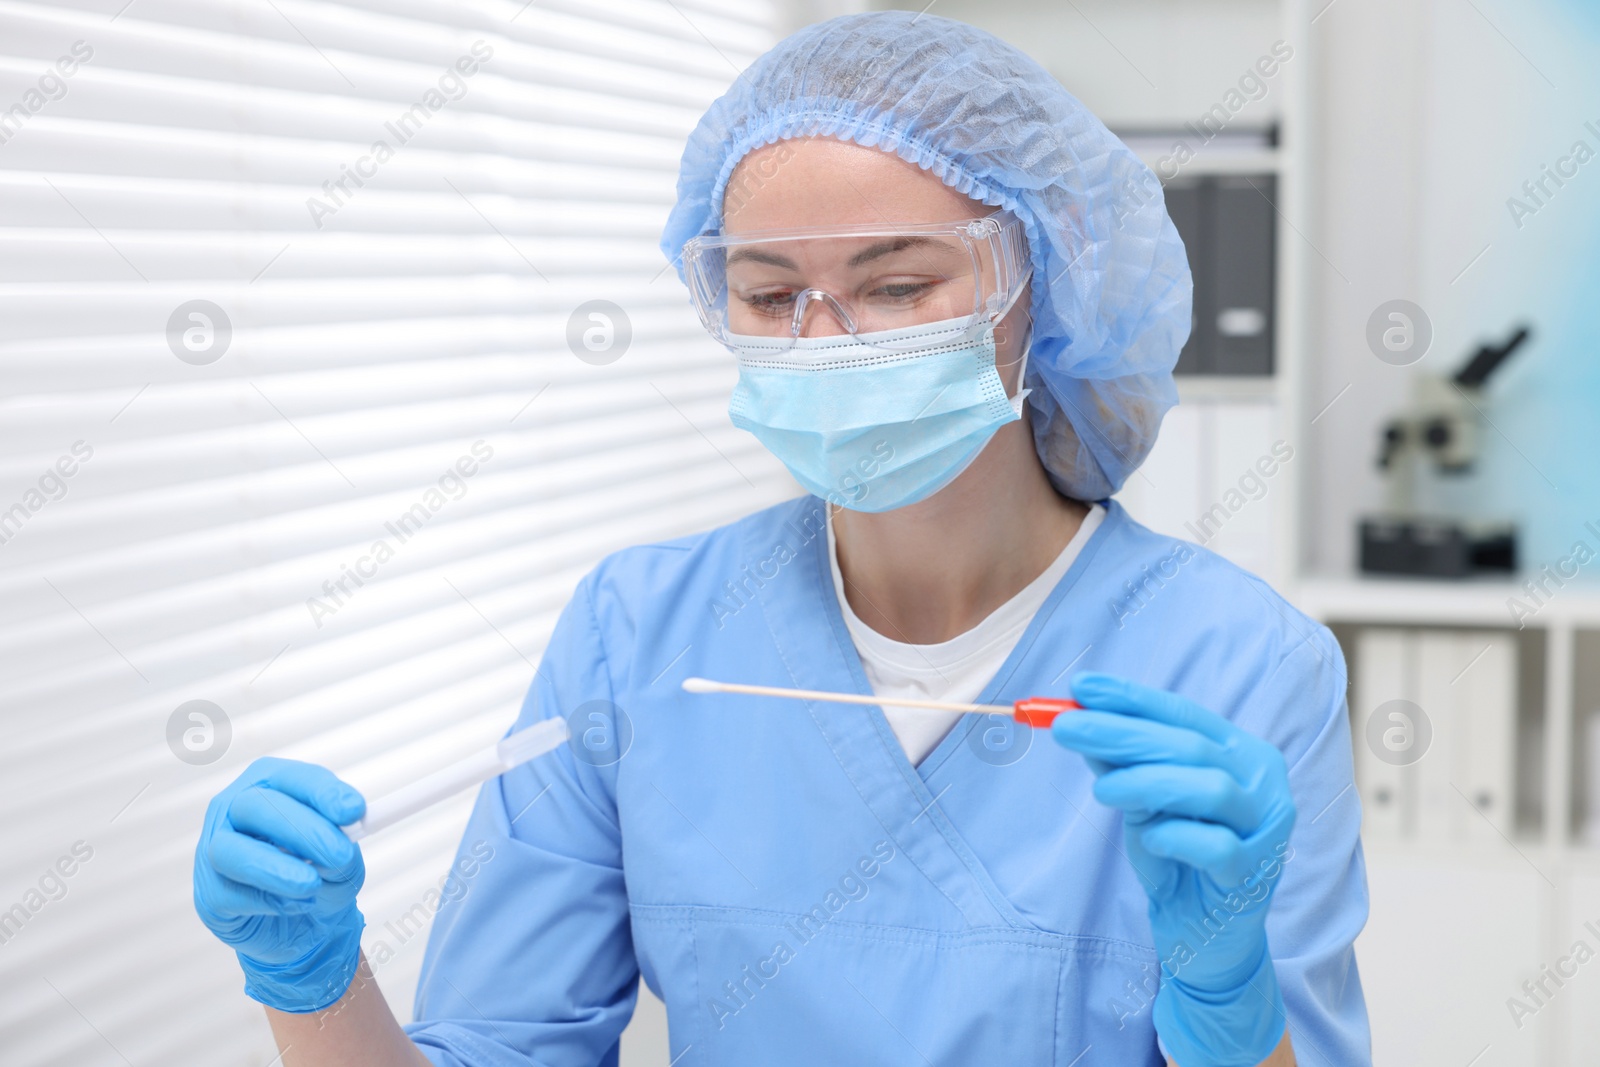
xmin=343 ymin=718 xmax=571 ymax=842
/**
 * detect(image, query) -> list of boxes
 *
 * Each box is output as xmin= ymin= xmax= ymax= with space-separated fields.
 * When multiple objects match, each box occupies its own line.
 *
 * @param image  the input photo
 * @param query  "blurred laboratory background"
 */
xmin=2 ymin=1 xmax=1598 ymax=1064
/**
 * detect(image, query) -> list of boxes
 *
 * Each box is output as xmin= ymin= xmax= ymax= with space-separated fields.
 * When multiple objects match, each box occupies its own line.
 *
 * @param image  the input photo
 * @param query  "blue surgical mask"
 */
xmin=727 ymin=315 xmax=1032 ymax=513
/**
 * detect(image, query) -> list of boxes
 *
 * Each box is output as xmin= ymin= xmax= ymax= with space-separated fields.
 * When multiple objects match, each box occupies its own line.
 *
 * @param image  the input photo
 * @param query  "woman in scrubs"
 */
xmin=194 ymin=12 xmax=1371 ymax=1066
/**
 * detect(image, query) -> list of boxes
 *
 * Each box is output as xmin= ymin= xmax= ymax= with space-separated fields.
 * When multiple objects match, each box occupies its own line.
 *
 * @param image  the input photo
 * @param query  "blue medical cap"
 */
xmin=660 ymin=11 xmax=1192 ymax=501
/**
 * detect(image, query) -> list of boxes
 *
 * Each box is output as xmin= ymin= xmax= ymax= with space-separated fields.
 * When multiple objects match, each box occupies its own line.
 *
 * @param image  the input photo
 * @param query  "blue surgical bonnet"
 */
xmin=659 ymin=11 xmax=1192 ymax=502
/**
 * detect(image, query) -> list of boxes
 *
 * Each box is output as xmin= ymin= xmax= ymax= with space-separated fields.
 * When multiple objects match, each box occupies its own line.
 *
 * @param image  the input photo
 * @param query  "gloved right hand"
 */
xmin=1052 ymin=673 xmax=1296 ymax=1067
xmin=193 ymin=757 xmax=368 ymax=1013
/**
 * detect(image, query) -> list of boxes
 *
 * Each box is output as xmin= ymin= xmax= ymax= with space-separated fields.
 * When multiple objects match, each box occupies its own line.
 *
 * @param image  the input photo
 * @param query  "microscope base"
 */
xmin=1358 ymin=517 xmax=1518 ymax=578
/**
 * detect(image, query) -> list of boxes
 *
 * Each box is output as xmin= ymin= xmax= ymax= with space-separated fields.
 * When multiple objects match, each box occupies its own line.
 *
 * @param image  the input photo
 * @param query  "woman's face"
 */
xmin=722 ymin=137 xmax=1032 ymax=395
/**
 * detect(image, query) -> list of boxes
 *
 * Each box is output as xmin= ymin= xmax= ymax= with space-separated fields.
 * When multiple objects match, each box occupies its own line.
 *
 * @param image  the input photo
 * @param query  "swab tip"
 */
xmin=681 ymin=676 xmax=720 ymax=693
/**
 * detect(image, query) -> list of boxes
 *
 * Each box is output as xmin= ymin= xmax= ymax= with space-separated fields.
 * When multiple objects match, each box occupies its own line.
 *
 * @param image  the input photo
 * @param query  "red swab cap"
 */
xmin=1012 ymin=697 xmax=1081 ymax=728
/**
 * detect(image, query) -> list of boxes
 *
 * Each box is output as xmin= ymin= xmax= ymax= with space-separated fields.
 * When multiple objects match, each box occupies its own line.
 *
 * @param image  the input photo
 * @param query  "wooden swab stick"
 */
xmin=681 ymin=677 xmax=1080 ymax=728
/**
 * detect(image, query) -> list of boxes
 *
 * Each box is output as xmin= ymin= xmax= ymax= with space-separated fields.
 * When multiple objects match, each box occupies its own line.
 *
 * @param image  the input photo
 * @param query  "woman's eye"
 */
xmin=740 ymin=290 xmax=796 ymax=315
xmin=870 ymin=281 xmax=935 ymax=302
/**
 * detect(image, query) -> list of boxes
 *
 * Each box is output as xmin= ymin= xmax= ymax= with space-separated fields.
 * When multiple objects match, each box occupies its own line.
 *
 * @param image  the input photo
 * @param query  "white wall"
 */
xmin=872 ymin=0 xmax=1285 ymax=128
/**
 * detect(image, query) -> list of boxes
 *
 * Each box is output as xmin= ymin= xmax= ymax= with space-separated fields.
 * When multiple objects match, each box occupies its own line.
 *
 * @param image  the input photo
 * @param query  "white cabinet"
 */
xmin=1358 ymin=850 xmax=1551 ymax=1066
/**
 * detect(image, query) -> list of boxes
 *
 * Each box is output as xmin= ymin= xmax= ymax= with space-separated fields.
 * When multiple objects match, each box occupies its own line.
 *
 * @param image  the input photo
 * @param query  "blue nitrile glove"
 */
xmin=1052 ymin=673 xmax=1296 ymax=1067
xmin=193 ymin=757 xmax=368 ymax=1013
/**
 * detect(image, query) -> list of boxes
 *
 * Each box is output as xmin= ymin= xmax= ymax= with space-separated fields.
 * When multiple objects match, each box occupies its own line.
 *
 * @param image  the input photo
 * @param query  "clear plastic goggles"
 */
xmin=681 ymin=212 xmax=1033 ymax=353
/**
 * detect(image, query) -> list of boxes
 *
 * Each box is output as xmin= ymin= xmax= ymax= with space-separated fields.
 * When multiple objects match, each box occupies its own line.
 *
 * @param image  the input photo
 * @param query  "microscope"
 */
xmin=1359 ymin=325 xmax=1531 ymax=578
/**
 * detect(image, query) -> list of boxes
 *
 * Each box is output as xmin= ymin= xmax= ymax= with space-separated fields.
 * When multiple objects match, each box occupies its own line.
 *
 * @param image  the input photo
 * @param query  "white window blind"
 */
xmin=0 ymin=1 xmax=793 ymax=1063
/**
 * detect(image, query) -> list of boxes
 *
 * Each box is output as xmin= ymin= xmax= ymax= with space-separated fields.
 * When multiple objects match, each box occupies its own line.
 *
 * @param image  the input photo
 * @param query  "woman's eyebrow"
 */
xmin=846 ymin=235 xmax=938 ymax=267
xmin=726 ymin=247 xmax=799 ymax=269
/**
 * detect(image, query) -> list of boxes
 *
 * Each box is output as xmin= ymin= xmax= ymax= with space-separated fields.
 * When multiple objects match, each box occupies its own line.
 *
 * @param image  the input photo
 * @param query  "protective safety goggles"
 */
xmin=681 ymin=212 xmax=1033 ymax=353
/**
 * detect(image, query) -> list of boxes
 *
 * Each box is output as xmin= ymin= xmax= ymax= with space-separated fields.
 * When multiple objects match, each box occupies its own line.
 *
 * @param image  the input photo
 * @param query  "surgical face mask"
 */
xmin=727 ymin=307 xmax=1033 ymax=513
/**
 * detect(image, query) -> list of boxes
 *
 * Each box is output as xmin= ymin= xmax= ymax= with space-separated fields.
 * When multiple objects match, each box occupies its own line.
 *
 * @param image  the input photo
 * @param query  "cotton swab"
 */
xmin=681 ymin=677 xmax=1079 ymax=728
xmin=342 ymin=717 xmax=571 ymax=842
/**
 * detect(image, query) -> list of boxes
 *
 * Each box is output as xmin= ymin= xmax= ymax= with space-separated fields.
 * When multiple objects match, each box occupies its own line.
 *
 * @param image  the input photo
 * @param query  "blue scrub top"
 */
xmin=403 ymin=497 xmax=1372 ymax=1066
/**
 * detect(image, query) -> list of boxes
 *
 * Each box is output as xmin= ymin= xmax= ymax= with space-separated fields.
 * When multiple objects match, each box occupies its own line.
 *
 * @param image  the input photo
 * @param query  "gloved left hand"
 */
xmin=1051 ymin=672 xmax=1296 ymax=1067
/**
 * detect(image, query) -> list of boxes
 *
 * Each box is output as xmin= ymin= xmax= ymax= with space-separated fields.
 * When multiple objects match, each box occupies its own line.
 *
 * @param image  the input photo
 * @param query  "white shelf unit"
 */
xmin=1276 ymin=0 xmax=1600 ymax=1054
xmin=1291 ymin=575 xmax=1600 ymax=857
xmin=1286 ymin=577 xmax=1600 ymax=1066
xmin=1275 ymin=0 xmax=1599 ymax=1049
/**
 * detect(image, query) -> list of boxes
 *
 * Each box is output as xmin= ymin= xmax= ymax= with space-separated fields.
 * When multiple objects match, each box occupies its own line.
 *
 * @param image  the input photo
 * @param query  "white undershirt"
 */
xmin=826 ymin=503 xmax=1106 ymax=765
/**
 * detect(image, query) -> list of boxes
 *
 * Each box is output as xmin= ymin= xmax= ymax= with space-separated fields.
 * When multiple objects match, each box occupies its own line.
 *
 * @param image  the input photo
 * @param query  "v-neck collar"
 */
xmin=747 ymin=495 xmax=1124 ymax=929
xmin=888 ymin=500 xmax=1117 ymax=778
